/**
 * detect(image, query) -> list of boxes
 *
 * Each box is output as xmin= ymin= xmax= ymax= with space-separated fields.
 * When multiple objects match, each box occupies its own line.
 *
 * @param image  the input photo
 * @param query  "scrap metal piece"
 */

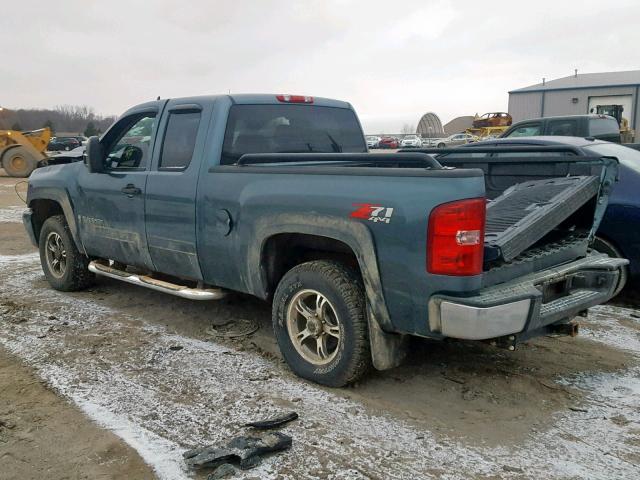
xmin=184 ymin=431 xmax=292 ymax=471
xmin=244 ymin=412 xmax=299 ymax=430
xmin=207 ymin=463 xmax=238 ymax=479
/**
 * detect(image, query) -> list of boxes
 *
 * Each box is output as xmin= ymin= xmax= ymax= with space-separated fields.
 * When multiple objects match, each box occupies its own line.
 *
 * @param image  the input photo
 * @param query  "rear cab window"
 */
xmin=589 ymin=117 xmax=620 ymax=137
xmin=159 ymin=111 xmax=202 ymax=170
xmin=547 ymin=119 xmax=579 ymax=136
xmin=221 ymin=105 xmax=366 ymax=165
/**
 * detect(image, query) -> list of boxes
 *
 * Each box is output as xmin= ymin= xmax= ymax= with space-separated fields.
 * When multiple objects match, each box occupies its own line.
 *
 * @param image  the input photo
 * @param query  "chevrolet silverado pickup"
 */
xmin=23 ymin=94 xmax=627 ymax=387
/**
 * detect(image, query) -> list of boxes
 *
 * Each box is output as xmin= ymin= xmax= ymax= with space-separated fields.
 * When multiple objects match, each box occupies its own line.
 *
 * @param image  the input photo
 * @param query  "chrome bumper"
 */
xmin=428 ymin=253 xmax=628 ymax=341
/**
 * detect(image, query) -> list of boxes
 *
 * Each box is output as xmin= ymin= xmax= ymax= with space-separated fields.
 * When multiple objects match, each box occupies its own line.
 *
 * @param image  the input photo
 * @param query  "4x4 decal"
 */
xmin=350 ymin=203 xmax=394 ymax=224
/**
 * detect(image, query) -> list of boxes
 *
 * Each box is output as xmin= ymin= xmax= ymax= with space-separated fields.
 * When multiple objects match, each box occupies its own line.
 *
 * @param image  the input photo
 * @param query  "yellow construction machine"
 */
xmin=0 ymin=128 xmax=51 ymax=177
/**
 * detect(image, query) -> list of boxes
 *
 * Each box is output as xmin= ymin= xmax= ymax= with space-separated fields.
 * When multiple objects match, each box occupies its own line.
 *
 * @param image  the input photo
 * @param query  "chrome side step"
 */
xmin=88 ymin=261 xmax=227 ymax=301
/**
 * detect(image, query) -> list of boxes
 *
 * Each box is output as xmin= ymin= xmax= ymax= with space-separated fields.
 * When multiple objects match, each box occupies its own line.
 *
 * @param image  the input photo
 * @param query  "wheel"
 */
xmin=2 ymin=146 xmax=38 ymax=177
xmin=592 ymin=236 xmax=628 ymax=296
xmin=39 ymin=215 xmax=95 ymax=291
xmin=437 ymin=143 xmax=446 ymax=149
xmin=272 ymin=260 xmax=371 ymax=387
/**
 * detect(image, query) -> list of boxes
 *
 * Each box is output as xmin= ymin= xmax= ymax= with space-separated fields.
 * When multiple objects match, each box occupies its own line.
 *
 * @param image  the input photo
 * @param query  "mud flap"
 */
xmin=367 ymin=307 xmax=408 ymax=370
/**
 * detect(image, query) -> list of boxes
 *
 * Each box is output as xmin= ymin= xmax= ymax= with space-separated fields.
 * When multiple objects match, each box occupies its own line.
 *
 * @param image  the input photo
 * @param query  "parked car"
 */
xmin=435 ymin=133 xmax=477 ymax=148
xmin=420 ymin=137 xmax=443 ymax=147
xmin=501 ymin=115 xmax=621 ymax=143
xmin=366 ymin=135 xmax=381 ymax=149
xmin=400 ymin=135 xmax=422 ymax=148
xmin=379 ymin=136 xmax=399 ymax=149
xmin=47 ymin=136 xmax=81 ymax=152
xmin=24 ymin=94 xmax=625 ymax=387
xmin=448 ymin=136 xmax=639 ymax=293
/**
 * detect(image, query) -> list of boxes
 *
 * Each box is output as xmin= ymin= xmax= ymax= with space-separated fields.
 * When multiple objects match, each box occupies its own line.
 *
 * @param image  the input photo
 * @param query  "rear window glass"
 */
xmin=159 ymin=112 xmax=201 ymax=170
xmin=221 ymin=105 xmax=366 ymax=165
xmin=547 ymin=120 xmax=578 ymax=136
xmin=589 ymin=117 xmax=620 ymax=137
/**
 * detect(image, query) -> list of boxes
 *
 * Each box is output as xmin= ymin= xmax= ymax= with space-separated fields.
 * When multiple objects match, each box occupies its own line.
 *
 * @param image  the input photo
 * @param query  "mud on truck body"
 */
xmin=23 ymin=94 xmax=627 ymax=386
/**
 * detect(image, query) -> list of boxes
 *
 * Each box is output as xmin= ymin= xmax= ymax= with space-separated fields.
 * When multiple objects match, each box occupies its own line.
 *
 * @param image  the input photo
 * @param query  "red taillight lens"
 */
xmin=276 ymin=94 xmax=314 ymax=103
xmin=427 ymin=198 xmax=486 ymax=276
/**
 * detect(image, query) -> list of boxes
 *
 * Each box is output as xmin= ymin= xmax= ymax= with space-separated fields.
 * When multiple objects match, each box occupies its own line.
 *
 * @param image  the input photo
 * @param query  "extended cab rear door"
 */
xmin=144 ymin=99 xmax=212 ymax=280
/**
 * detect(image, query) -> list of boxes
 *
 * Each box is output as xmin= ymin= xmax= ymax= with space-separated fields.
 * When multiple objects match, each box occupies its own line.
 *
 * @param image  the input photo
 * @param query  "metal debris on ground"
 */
xmin=244 ymin=411 xmax=299 ymax=430
xmin=183 ymin=431 xmax=292 ymax=471
xmin=207 ymin=463 xmax=238 ymax=479
xmin=205 ymin=318 xmax=259 ymax=338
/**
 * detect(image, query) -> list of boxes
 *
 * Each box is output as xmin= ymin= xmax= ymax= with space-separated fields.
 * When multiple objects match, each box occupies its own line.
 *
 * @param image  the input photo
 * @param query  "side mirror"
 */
xmin=86 ymin=136 xmax=105 ymax=173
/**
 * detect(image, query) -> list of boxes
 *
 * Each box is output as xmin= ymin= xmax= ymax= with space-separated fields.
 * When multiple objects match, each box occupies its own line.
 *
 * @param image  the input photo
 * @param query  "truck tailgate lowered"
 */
xmin=484 ymin=176 xmax=600 ymax=262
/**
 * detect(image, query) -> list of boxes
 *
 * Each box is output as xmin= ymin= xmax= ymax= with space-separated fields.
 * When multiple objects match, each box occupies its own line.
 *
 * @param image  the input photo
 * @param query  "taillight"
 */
xmin=427 ymin=198 xmax=486 ymax=276
xmin=276 ymin=94 xmax=314 ymax=103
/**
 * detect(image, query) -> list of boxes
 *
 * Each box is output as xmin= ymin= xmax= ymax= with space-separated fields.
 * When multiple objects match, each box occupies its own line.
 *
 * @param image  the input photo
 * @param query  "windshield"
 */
xmin=585 ymin=143 xmax=640 ymax=174
xmin=221 ymin=104 xmax=366 ymax=164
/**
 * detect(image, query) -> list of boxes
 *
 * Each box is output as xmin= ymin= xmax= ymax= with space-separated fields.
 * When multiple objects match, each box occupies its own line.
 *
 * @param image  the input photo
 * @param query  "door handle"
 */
xmin=121 ymin=184 xmax=141 ymax=197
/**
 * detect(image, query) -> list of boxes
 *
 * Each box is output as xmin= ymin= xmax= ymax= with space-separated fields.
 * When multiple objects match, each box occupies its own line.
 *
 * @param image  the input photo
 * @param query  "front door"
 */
xmin=76 ymin=110 xmax=160 ymax=269
xmin=145 ymin=100 xmax=208 ymax=280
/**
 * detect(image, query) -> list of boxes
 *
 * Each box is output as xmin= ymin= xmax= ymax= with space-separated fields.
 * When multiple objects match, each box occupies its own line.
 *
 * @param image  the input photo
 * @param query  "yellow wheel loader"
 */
xmin=0 ymin=128 xmax=51 ymax=177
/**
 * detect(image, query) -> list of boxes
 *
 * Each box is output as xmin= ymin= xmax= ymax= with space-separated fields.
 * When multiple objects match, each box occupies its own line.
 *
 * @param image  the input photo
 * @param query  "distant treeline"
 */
xmin=1 ymin=105 xmax=116 ymax=136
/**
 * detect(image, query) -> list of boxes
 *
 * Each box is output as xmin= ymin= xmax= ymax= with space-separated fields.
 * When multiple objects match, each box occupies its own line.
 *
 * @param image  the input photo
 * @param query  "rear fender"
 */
xmin=249 ymin=213 xmax=406 ymax=370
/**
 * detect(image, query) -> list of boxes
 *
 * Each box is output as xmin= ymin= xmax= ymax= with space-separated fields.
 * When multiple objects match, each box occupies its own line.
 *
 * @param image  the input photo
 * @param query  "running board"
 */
xmin=88 ymin=261 xmax=227 ymax=300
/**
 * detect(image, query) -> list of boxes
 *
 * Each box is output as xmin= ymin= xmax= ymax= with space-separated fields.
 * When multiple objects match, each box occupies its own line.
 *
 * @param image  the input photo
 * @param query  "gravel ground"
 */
xmin=0 ymin=174 xmax=638 ymax=479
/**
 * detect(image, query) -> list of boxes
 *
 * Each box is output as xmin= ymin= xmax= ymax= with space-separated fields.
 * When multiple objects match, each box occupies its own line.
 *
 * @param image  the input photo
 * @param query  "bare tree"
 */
xmin=401 ymin=123 xmax=415 ymax=134
xmin=2 ymin=105 xmax=116 ymax=134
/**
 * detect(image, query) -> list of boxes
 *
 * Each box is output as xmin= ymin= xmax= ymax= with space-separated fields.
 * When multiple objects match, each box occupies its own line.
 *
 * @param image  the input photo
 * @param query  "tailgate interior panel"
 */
xmin=484 ymin=176 xmax=600 ymax=262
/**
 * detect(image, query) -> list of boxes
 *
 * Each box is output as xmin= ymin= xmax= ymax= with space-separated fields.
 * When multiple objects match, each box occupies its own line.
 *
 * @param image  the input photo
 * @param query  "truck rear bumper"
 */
xmin=428 ymin=253 xmax=628 ymax=341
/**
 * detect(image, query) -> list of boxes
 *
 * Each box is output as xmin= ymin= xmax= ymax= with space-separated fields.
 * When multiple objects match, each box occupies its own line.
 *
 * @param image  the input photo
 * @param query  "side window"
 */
xmin=104 ymin=114 xmax=156 ymax=170
xmin=547 ymin=120 xmax=578 ymax=136
xmin=505 ymin=123 xmax=541 ymax=137
xmin=159 ymin=111 xmax=201 ymax=170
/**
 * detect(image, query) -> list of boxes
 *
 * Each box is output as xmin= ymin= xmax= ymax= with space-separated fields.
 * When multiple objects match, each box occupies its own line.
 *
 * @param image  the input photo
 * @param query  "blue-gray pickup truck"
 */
xmin=23 ymin=94 xmax=628 ymax=386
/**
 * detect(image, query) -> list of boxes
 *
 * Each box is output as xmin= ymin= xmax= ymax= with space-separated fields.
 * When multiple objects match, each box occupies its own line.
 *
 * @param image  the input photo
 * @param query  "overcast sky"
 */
xmin=2 ymin=0 xmax=639 ymax=132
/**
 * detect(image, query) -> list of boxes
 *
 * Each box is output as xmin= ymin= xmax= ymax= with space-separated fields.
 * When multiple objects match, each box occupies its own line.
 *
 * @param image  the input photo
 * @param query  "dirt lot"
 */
xmin=1 ymin=173 xmax=639 ymax=479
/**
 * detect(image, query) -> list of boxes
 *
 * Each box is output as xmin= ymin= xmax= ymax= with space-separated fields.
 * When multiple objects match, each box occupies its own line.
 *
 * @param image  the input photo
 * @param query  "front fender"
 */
xmin=27 ymin=186 xmax=85 ymax=255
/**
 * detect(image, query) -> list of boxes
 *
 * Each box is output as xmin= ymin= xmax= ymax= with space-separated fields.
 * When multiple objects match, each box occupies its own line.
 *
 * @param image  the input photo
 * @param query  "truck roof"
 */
xmin=123 ymin=94 xmax=353 ymax=115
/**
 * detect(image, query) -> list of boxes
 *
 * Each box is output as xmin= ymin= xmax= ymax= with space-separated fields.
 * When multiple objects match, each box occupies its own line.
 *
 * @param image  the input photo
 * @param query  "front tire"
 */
xmin=437 ymin=143 xmax=446 ymax=149
xmin=272 ymin=260 xmax=371 ymax=387
xmin=39 ymin=215 xmax=95 ymax=291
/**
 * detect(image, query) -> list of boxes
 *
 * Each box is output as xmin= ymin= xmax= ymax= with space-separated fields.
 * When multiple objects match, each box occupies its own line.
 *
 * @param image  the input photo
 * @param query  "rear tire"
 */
xmin=39 ymin=215 xmax=95 ymax=291
xmin=437 ymin=143 xmax=446 ymax=148
xmin=592 ymin=236 xmax=628 ymax=296
xmin=272 ymin=260 xmax=371 ymax=387
xmin=2 ymin=146 xmax=38 ymax=177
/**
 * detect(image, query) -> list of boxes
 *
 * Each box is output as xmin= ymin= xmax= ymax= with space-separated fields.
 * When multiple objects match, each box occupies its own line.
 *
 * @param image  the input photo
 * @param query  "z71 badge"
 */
xmin=350 ymin=203 xmax=394 ymax=224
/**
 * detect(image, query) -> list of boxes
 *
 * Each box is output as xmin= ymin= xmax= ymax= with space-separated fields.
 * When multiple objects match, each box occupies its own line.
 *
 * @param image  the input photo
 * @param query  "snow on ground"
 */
xmin=0 ymin=205 xmax=27 ymax=223
xmin=0 ymin=253 xmax=639 ymax=479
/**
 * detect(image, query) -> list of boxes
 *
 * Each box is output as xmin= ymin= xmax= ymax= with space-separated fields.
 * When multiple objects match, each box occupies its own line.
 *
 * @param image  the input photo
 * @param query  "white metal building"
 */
xmin=508 ymin=70 xmax=640 ymax=131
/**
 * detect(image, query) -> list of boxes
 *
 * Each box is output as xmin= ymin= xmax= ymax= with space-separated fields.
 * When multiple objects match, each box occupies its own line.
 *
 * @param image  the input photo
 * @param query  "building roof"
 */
xmin=510 ymin=70 xmax=640 ymax=93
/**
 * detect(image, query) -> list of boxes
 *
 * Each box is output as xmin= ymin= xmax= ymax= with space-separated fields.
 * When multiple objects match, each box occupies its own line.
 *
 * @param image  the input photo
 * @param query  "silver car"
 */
xmin=400 ymin=135 xmax=423 ymax=148
xmin=366 ymin=135 xmax=381 ymax=148
xmin=435 ymin=133 xmax=478 ymax=148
